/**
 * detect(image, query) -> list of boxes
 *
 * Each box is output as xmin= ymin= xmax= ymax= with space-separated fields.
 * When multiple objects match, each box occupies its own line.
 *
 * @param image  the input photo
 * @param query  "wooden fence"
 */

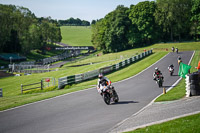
xmin=21 ymin=81 xmax=43 ymax=94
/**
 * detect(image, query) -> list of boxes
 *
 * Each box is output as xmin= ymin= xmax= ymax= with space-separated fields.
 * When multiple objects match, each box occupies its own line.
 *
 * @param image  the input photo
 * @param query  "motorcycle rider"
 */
xmin=153 ymin=67 xmax=164 ymax=81
xmin=97 ymin=73 xmax=111 ymax=95
xmin=175 ymin=47 xmax=179 ymax=53
xmin=178 ymin=56 xmax=182 ymax=65
xmin=168 ymin=64 xmax=174 ymax=70
xmin=171 ymin=47 xmax=175 ymax=52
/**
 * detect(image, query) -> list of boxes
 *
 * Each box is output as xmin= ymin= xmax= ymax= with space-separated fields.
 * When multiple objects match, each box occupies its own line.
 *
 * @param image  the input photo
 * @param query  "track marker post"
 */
xmin=163 ymin=88 xmax=166 ymax=94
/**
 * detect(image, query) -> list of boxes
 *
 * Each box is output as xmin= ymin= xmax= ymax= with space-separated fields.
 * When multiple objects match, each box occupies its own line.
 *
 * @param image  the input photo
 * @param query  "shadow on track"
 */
xmin=162 ymin=85 xmax=176 ymax=88
xmin=171 ymin=74 xmax=179 ymax=76
xmin=111 ymin=101 xmax=139 ymax=105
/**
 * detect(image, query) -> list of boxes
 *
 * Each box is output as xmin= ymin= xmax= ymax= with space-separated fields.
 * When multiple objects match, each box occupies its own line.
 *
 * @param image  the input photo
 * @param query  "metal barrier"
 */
xmin=0 ymin=88 xmax=2 ymax=97
xmin=58 ymin=50 xmax=152 ymax=89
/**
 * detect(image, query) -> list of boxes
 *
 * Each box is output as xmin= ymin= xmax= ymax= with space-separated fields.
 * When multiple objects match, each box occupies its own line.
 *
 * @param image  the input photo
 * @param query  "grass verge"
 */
xmin=125 ymin=113 xmax=200 ymax=133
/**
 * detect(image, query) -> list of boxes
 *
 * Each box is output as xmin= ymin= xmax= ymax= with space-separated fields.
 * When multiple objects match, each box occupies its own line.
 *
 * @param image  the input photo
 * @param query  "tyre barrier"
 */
xmin=190 ymin=80 xmax=199 ymax=85
xmin=189 ymin=72 xmax=200 ymax=96
xmin=189 ymin=73 xmax=199 ymax=81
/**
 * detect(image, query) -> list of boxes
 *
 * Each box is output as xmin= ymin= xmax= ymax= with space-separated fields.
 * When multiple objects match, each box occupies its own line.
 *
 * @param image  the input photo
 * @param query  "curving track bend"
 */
xmin=0 ymin=51 xmax=194 ymax=133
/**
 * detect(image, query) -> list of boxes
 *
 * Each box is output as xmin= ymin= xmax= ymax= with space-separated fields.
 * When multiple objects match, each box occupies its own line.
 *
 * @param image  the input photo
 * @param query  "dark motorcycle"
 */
xmin=175 ymin=48 xmax=178 ymax=54
xmin=100 ymin=85 xmax=119 ymax=105
xmin=156 ymin=75 xmax=163 ymax=88
xmin=168 ymin=66 xmax=174 ymax=76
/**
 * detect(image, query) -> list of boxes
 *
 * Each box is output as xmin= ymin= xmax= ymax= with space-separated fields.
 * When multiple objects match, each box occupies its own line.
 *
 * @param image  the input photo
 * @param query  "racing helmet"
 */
xmin=98 ymin=73 xmax=103 ymax=79
xmin=155 ymin=67 xmax=159 ymax=71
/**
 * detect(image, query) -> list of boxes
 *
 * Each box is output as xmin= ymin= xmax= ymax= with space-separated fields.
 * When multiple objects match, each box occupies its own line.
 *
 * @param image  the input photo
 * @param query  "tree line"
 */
xmin=0 ymin=4 xmax=62 ymax=54
xmin=58 ymin=17 xmax=90 ymax=26
xmin=91 ymin=0 xmax=200 ymax=53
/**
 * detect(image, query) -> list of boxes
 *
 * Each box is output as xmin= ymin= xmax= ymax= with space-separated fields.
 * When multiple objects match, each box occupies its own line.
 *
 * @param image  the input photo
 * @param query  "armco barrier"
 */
xmin=58 ymin=50 xmax=152 ymax=89
xmin=0 ymin=88 xmax=2 ymax=97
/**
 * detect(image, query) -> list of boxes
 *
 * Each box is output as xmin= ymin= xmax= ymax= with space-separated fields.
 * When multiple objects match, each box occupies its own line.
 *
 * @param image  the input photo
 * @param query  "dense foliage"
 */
xmin=0 ymin=4 xmax=62 ymax=54
xmin=58 ymin=17 xmax=90 ymax=26
xmin=92 ymin=0 xmax=200 ymax=53
xmin=92 ymin=5 xmax=132 ymax=53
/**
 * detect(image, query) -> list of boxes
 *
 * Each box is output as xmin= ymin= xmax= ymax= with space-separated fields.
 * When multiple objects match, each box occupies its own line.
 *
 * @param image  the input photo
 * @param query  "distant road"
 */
xmin=0 ymin=51 xmax=194 ymax=133
xmin=56 ymin=42 xmax=69 ymax=47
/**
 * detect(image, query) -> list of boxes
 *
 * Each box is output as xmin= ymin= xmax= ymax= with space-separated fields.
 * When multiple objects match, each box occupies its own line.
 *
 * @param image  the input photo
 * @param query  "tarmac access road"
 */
xmin=0 ymin=51 xmax=194 ymax=133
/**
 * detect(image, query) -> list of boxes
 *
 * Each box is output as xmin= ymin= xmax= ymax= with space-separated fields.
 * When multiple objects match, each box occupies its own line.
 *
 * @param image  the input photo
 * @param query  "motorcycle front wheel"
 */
xmin=103 ymin=93 xmax=110 ymax=105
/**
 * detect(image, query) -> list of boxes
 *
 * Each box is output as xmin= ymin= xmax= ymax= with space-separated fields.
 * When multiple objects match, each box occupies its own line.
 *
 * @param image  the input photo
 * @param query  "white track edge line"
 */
xmin=109 ymin=51 xmax=195 ymax=133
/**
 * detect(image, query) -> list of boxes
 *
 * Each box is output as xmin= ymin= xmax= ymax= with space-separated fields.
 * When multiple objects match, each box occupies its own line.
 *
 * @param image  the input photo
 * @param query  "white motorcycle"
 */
xmin=100 ymin=84 xmax=119 ymax=105
xmin=168 ymin=67 xmax=174 ymax=76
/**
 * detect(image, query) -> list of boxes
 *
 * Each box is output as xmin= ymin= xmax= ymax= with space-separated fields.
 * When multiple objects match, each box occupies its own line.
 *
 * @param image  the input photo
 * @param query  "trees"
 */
xmin=58 ymin=17 xmax=90 ymax=26
xmin=91 ymin=20 xmax=96 ymax=25
xmin=91 ymin=0 xmax=197 ymax=53
xmin=0 ymin=5 xmax=17 ymax=52
xmin=129 ymin=1 xmax=158 ymax=45
xmin=91 ymin=19 xmax=106 ymax=52
xmin=155 ymin=0 xmax=192 ymax=41
xmin=0 ymin=4 xmax=62 ymax=54
xmin=91 ymin=5 xmax=132 ymax=53
xmin=191 ymin=0 xmax=200 ymax=41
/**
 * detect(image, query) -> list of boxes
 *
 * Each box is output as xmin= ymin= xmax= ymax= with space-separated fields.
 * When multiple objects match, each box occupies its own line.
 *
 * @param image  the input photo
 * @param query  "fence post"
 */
xmin=21 ymin=84 xmax=23 ymax=94
xmin=41 ymin=80 xmax=43 ymax=90
xmin=0 ymin=88 xmax=2 ymax=97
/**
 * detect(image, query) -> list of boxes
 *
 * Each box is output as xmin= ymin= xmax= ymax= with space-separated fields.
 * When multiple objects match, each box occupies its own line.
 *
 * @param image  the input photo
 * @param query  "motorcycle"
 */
xmin=100 ymin=84 xmax=119 ymax=105
xmin=155 ymin=75 xmax=163 ymax=88
xmin=175 ymin=48 xmax=178 ymax=54
xmin=168 ymin=66 xmax=174 ymax=76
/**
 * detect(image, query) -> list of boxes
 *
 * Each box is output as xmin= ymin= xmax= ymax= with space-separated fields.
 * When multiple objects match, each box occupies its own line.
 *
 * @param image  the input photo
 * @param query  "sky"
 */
xmin=0 ymin=0 xmax=151 ymax=22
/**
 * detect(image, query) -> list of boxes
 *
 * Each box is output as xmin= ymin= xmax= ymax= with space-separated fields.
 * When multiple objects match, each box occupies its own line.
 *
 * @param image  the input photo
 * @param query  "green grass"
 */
xmin=26 ymin=49 xmax=63 ymax=61
xmin=155 ymin=78 xmax=186 ymax=102
xmin=0 ymin=51 xmax=166 ymax=111
xmin=1 ymin=41 xmax=200 ymax=111
xmin=125 ymin=113 xmax=200 ymax=133
xmin=148 ymin=42 xmax=200 ymax=51
xmin=60 ymin=26 xmax=93 ymax=46
xmin=155 ymin=50 xmax=200 ymax=102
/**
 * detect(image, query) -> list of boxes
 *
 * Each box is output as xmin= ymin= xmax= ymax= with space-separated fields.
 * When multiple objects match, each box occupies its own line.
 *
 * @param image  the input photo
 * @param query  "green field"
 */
xmin=60 ymin=26 xmax=93 ymax=46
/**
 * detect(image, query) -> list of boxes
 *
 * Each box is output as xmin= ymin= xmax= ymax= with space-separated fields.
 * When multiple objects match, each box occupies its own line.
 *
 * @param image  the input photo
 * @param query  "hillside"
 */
xmin=61 ymin=26 xmax=93 ymax=46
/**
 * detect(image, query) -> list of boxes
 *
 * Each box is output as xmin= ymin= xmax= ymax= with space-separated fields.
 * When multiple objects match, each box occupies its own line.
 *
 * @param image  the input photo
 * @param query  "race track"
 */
xmin=0 ymin=51 xmax=194 ymax=133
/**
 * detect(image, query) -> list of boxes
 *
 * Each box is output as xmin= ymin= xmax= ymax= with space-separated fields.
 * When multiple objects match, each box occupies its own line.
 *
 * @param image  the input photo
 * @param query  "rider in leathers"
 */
xmin=153 ymin=67 xmax=164 ymax=81
xmin=168 ymin=64 xmax=174 ymax=70
xmin=97 ymin=73 xmax=111 ymax=95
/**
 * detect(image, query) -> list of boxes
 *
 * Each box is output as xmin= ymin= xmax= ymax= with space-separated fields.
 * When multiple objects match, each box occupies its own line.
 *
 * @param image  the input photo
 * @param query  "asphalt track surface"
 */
xmin=0 ymin=51 xmax=194 ymax=133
